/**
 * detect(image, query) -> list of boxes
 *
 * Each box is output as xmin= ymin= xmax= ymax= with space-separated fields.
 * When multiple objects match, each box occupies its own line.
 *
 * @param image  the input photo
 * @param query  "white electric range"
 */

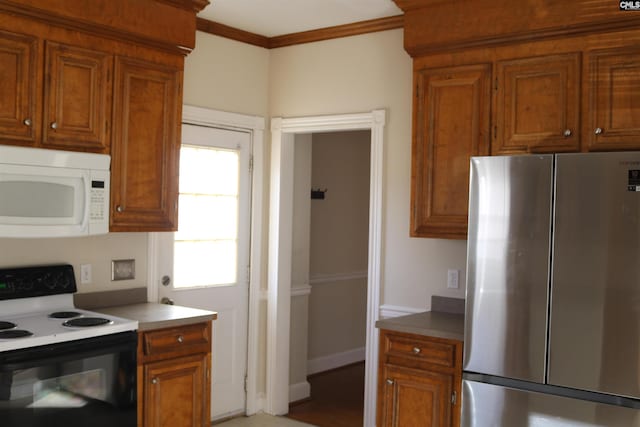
xmin=0 ymin=264 xmax=138 ymax=353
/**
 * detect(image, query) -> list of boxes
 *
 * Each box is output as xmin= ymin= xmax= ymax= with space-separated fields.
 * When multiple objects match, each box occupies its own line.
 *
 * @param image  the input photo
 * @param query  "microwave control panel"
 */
xmin=90 ymin=180 xmax=106 ymax=221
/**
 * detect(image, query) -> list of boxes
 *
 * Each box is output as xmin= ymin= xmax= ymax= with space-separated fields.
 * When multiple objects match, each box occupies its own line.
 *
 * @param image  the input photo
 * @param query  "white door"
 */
xmin=156 ymin=123 xmax=252 ymax=420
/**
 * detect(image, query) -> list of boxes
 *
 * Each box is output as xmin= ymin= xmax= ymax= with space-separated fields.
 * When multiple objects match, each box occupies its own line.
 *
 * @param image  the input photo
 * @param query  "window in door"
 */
xmin=172 ymin=126 xmax=251 ymax=289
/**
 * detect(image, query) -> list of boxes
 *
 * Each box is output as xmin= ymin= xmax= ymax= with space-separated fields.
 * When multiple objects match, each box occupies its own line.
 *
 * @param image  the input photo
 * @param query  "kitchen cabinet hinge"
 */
xmin=451 ymin=391 xmax=457 ymax=405
xmin=249 ymin=155 xmax=253 ymax=173
xmin=244 ymin=374 xmax=248 ymax=392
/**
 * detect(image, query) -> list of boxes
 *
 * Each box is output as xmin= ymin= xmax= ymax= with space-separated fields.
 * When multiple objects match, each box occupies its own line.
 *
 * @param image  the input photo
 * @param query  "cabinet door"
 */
xmin=493 ymin=53 xmax=581 ymax=154
xmin=411 ymin=64 xmax=491 ymax=239
xmin=111 ymin=56 xmax=181 ymax=231
xmin=380 ymin=366 xmax=454 ymax=427
xmin=0 ymin=30 xmax=38 ymax=145
xmin=42 ymin=42 xmax=112 ymax=152
xmin=143 ymin=354 xmax=208 ymax=427
xmin=588 ymin=47 xmax=640 ymax=151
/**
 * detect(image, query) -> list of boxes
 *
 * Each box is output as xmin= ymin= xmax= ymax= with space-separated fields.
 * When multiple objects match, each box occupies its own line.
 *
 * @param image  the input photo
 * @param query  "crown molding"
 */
xmin=269 ymin=15 xmax=404 ymax=48
xmin=196 ymin=14 xmax=404 ymax=49
xmin=196 ymin=17 xmax=269 ymax=48
xmin=156 ymin=0 xmax=209 ymax=13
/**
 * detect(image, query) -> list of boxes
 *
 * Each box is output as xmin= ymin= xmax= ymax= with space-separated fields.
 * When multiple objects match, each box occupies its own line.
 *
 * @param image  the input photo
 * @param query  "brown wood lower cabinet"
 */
xmin=138 ymin=321 xmax=212 ymax=427
xmin=377 ymin=329 xmax=463 ymax=427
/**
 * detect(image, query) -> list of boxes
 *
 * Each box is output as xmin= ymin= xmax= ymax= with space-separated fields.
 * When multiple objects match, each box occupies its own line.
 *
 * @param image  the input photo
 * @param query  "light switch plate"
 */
xmin=447 ymin=269 xmax=459 ymax=289
xmin=112 ymin=259 xmax=135 ymax=281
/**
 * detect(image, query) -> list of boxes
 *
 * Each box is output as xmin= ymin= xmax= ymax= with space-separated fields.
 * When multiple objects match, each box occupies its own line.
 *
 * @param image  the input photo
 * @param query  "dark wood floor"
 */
xmin=286 ymin=362 xmax=365 ymax=427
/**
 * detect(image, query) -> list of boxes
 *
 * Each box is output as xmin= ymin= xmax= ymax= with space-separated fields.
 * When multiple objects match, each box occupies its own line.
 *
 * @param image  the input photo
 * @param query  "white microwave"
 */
xmin=0 ymin=146 xmax=110 ymax=238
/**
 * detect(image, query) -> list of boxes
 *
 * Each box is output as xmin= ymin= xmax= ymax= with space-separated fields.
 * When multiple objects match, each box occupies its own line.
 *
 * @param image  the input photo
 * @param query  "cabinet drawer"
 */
xmin=384 ymin=332 xmax=457 ymax=369
xmin=142 ymin=322 xmax=210 ymax=357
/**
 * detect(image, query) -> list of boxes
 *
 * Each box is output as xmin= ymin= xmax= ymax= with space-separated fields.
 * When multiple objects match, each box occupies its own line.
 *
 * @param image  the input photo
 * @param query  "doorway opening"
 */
xmin=267 ymin=110 xmax=385 ymax=427
xmin=286 ymin=130 xmax=371 ymax=427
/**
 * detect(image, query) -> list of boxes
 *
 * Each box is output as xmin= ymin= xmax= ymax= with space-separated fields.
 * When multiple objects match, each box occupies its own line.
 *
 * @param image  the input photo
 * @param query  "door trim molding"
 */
xmin=267 ymin=110 xmax=385 ymax=427
xmin=150 ymin=105 xmax=266 ymax=417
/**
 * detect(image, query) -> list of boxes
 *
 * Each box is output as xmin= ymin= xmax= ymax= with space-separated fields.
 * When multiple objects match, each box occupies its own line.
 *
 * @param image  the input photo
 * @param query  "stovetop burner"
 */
xmin=62 ymin=317 xmax=113 ymax=327
xmin=49 ymin=311 xmax=82 ymax=319
xmin=0 ymin=329 xmax=33 ymax=339
xmin=0 ymin=321 xmax=17 ymax=330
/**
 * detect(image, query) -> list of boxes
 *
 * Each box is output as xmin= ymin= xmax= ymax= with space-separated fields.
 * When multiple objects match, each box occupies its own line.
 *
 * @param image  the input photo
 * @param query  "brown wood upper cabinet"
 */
xmin=588 ymin=47 xmax=640 ymax=151
xmin=411 ymin=64 xmax=491 ymax=239
xmin=493 ymin=53 xmax=581 ymax=155
xmin=110 ymin=56 xmax=181 ymax=232
xmin=43 ymin=42 xmax=112 ymax=152
xmin=0 ymin=30 xmax=111 ymax=152
xmin=0 ymin=30 xmax=38 ymax=146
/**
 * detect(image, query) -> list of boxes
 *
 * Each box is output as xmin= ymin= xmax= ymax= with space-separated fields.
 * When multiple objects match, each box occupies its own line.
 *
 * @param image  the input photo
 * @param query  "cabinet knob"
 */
xmin=116 ymin=205 xmax=124 ymax=213
xmin=386 ymin=379 xmax=394 ymax=385
xmin=563 ymin=129 xmax=572 ymax=137
xmin=50 ymin=122 xmax=58 ymax=130
xmin=151 ymin=378 xmax=158 ymax=385
xmin=412 ymin=347 xmax=421 ymax=354
xmin=23 ymin=118 xmax=32 ymax=126
xmin=177 ymin=335 xmax=184 ymax=343
xmin=595 ymin=127 xmax=603 ymax=135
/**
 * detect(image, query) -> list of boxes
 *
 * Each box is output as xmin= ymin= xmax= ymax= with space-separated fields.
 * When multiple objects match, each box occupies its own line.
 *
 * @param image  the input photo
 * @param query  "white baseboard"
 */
xmin=378 ymin=304 xmax=424 ymax=319
xmin=307 ymin=347 xmax=366 ymax=376
xmin=289 ymin=381 xmax=311 ymax=403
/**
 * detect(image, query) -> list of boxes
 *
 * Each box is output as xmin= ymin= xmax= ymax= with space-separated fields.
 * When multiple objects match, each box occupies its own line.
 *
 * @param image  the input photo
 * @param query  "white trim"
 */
xmin=309 ymin=270 xmax=367 ymax=285
xmin=307 ymin=347 xmax=366 ymax=376
xmin=182 ymin=105 xmax=265 ymax=132
xmin=290 ymin=285 xmax=312 ymax=297
xmin=180 ymin=105 xmax=266 ymax=416
xmin=288 ymin=381 xmax=311 ymax=403
xmin=379 ymin=304 xmax=425 ymax=319
xmin=267 ymin=110 xmax=385 ymax=426
xmin=146 ymin=233 xmax=159 ymax=303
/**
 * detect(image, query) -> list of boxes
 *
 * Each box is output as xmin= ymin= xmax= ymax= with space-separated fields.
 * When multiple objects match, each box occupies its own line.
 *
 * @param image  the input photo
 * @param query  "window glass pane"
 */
xmin=174 ymin=144 xmax=241 ymax=288
xmin=175 ymin=195 xmax=237 ymax=241
xmin=179 ymin=146 xmax=239 ymax=195
xmin=174 ymin=240 xmax=237 ymax=287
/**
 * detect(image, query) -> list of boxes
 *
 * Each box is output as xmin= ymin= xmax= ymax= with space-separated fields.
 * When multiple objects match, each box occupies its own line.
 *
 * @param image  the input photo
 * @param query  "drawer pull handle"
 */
xmin=177 ymin=335 xmax=184 ymax=343
xmin=594 ymin=127 xmax=603 ymax=135
xmin=23 ymin=118 xmax=32 ymax=126
xmin=386 ymin=379 xmax=394 ymax=385
xmin=412 ymin=347 xmax=421 ymax=354
xmin=563 ymin=129 xmax=572 ymax=137
xmin=151 ymin=378 xmax=158 ymax=385
xmin=51 ymin=122 xmax=58 ymax=130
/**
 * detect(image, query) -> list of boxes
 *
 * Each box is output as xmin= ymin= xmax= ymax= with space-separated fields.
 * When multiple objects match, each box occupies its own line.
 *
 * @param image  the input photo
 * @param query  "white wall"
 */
xmin=268 ymin=30 xmax=467 ymax=311
xmin=0 ymin=233 xmax=148 ymax=293
xmin=183 ymin=32 xmax=270 ymax=117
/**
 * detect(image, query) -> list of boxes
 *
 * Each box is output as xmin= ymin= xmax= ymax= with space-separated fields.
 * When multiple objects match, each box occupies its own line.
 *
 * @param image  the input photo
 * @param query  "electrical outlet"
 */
xmin=80 ymin=264 xmax=92 ymax=284
xmin=112 ymin=259 xmax=135 ymax=281
xmin=447 ymin=269 xmax=459 ymax=289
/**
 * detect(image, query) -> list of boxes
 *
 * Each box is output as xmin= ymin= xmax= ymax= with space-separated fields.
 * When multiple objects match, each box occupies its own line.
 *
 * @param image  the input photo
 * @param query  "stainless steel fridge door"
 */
xmin=549 ymin=151 xmax=640 ymax=399
xmin=465 ymin=155 xmax=553 ymax=383
xmin=462 ymin=380 xmax=640 ymax=427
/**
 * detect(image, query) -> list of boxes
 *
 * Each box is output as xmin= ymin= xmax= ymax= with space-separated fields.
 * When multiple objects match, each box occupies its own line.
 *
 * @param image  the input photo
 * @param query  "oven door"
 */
xmin=0 ymin=331 xmax=136 ymax=427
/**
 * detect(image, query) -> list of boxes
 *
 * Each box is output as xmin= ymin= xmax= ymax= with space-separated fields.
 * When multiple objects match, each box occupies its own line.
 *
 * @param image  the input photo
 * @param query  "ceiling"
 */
xmin=197 ymin=0 xmax=403 ymax=38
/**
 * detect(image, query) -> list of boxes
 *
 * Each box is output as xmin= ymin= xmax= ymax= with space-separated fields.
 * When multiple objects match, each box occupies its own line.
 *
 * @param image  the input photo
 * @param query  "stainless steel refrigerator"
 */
xmin=463 ymin=152 xmax=640 ymax=426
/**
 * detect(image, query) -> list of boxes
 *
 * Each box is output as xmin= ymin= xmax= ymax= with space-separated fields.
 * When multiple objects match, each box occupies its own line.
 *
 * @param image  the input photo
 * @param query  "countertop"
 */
xmin=98 ymin=303 xmax=217 ymax=331
xmin=375 ymin=311 xmax=464 ymax=342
